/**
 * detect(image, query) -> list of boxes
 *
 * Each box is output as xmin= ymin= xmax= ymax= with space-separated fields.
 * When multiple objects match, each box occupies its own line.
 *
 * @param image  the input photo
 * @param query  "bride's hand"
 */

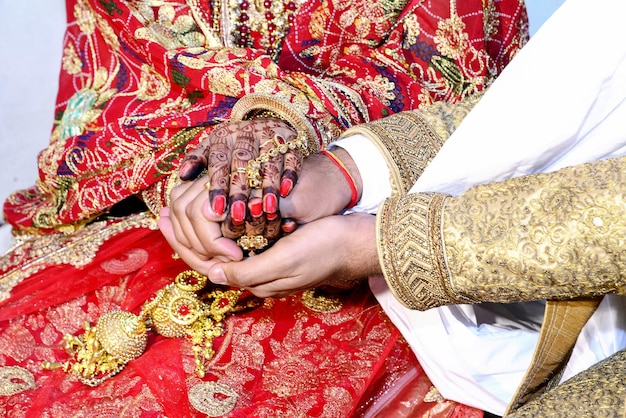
xmin=174 ymin=118 xmax=304 ymax=243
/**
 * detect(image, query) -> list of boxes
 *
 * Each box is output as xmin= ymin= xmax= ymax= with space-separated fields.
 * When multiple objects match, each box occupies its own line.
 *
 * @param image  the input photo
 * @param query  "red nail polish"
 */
xmin=179 ymin=159 xmax=203 ymax=181
xmin=281 ymin=221 xmax=296 ymax=233
xmin=178 ymin=160 xmax=193 ymax=180
xmin=231 ymin=201 xmax=246 ymax=224
xmin=213 ymin=195 xmax=226 ymax=215
xmin=263 ymin=193 xmax=277 ymax=214
xmin=250 ymin=200 xmax=263 ymax=217
xmin=279 ymin=179 xmax=293 ymax=197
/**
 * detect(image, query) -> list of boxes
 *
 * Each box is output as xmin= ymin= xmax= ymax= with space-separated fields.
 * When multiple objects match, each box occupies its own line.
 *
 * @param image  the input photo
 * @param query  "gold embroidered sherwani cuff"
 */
xmin=340 ymin=94 xmax=481 ymax=197
xmin=378 ymin=156 xmax=626 ymax=310
xmin=342 ymin=111 xmax=444 ymax=196
xmin=377 ymin=192 xmax=472 ymax=310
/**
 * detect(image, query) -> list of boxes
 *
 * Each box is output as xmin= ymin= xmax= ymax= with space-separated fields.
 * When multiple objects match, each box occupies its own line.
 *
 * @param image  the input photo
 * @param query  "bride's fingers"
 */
xmin=280 ymin=149 xmax=303 ymax=198
xmin=178 ymin=139 xmax=210 ymax=181
xmin=257 ymin=135 xmax=285 ymax=240
xmin=206 ymin=124 xmax=239 ymax=218
xmin=245 ymin=192 xmax=265 ymax=236
xmin=222 ymin=124 xmax=259 ymax=238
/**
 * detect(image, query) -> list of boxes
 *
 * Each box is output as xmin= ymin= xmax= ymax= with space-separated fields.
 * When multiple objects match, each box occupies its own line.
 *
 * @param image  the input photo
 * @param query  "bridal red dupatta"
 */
xmin=0 ymin=216 xmax=483 ymax=416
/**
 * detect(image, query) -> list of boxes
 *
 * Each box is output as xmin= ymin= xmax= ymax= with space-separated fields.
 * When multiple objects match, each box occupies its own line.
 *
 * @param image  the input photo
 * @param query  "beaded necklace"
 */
xmin=189 ymin=0 xmax=300 ymax=59
xmin=229 ymin=0 xmax=300 ymax=59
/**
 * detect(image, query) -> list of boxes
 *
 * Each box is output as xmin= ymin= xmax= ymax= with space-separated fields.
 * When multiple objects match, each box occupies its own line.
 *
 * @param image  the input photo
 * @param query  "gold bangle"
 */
xmin=246 ymin=110 xmax=287 ymax=123
xmin=230 ymin=94 xmax=319 ymax=155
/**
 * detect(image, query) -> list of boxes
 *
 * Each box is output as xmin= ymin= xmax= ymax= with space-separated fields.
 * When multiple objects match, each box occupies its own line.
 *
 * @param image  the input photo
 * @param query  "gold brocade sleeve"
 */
xmin=379 ymin=155 xmax=626 ymax=311
xmin=341 ymin=94 xmax=482 ymax=196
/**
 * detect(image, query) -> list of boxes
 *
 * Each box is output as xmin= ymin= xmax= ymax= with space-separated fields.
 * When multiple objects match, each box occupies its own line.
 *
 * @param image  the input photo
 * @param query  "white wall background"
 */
xmin=0 ymin=0 xmax=565 ymax=247
xmin=0 ymin=0 xmax=66 ymax=224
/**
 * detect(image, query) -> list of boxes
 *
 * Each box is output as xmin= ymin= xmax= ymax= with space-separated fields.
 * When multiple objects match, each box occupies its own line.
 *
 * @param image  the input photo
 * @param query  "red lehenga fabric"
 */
xmin=0 ymin=217 xmax=484 ymax=417
xmin=0 ymin=0 xmax=527 ymax=415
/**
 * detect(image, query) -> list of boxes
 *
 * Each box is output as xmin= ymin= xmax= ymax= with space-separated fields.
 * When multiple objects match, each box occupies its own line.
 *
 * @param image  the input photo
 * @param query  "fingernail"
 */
xmin=263 ymin=193 xmax=277 ymax=214
xmin=250 ymin=200 xmax=263 ymax=217
xmin=213 ymin=195 xmax=226 ymax=215
xmin=231 ymin=201 xmax=246 ymax=225
xmin=279 ymin=179 xmax=293 ymax=197
xmin=179 ymin=160 xmax=201 ymax=181
xmin=281 ymin=219 xmax=297 ymax=233
xmin=209 ymin=267 xmax=227 ymax=284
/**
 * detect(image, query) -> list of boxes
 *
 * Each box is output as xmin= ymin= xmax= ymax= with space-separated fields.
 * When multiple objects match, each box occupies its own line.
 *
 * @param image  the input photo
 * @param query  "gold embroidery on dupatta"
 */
xmin=53 ymin=0 xmax=120 ymax=143
xmin=188 ymin=381 xmax=238 ymax=416
xmin=0 ymin=366 xmax=35 ymax=396
xmin=132 ymin=3 xmax=208 ymax=50
xmin=301 ymin=289 xmax=344 ymax=313
xmin=0 ymin=213 xmax=158 ymax=302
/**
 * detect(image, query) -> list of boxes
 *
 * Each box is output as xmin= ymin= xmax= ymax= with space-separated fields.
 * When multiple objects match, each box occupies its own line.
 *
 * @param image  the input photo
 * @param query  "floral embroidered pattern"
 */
xmin=380 ymin=156 xmax=626 ymax=310
xmin=4 ymin=0 xmax=527 ymax=231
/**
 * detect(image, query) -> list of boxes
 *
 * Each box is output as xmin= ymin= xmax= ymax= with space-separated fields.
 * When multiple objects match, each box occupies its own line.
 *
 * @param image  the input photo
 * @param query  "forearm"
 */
xmin=379 ymin=156 xmax=626 ymax=310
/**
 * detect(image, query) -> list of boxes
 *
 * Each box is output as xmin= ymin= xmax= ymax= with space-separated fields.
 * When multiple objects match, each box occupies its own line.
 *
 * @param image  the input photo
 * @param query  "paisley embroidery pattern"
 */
xmin=0 ymin=366 xmax=35 ymax=396
xmin=4 ymin=0 xmax=527 ymax=231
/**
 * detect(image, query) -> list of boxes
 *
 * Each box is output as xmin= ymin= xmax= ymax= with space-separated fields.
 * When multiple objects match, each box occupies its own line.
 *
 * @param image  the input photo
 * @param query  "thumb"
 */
xmin=208 ymin=259 xmax=259 ymax=288
xmin=207 ymin=251 xmax=276 ymax=289
xmin=208 ymin=262 xmax=230 ymax=285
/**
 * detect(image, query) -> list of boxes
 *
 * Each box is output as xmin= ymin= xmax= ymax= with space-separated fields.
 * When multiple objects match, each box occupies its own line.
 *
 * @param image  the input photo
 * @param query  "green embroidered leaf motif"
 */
xmin=172 ymin=69 xmax=191 ymax=89
xmin=430 ymin=55 xmax=472 ymax=96
xmin=99 ymin=0 xmax=123 ymax=16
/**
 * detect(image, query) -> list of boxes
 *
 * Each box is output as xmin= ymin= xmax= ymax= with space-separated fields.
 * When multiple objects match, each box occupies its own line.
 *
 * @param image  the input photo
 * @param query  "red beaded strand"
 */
xmin=232 ymin=0 xmax=299 ymax=59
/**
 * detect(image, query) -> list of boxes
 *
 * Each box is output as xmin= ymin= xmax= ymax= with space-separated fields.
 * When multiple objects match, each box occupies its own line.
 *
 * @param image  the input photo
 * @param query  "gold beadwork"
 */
xmin=0 ymin=366 xmax=36 ymax=396
xmin=236 ymin=235 xmax=268 ymax=253
xmin=245 ymin=133 xmax=307 ymax=188
xmin=96 ymin=311 xmax=148 ymax=362
xmin=188 ymin=381 xmax=239 ymax=416
xmin=43 ymin=270 xmax=246 ymax=385
xmin=301 ymin=289 xmax=344 ymax=313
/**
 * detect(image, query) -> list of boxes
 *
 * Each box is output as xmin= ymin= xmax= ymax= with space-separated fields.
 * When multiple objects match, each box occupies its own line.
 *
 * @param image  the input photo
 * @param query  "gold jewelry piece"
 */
xmin=246 ymin=133 xmax=307 ymax=188
xmin=42 ymin=270 xmax=255 ymax=386
xmin=204 ymin=181 xmax=211 ymax=190
xmin=236 ymin=235 xmax=268 ymax=254
xmin=259 ymin=136 xmax=284 ymax=149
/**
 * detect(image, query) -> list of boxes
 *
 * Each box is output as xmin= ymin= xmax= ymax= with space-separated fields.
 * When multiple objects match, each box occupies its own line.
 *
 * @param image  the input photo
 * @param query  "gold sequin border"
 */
xmin=0 ymin=212 xmax=158 ymax=302
xmin=342 ymin=110 xmax=444 ymax=197
xmin=377 ymin=192 xmax=467 ymax=310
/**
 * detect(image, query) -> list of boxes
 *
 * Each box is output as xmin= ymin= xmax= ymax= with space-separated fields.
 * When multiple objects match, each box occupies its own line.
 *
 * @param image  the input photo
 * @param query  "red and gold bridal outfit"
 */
xmin=0 ymin=0 xmax=527 ymax=415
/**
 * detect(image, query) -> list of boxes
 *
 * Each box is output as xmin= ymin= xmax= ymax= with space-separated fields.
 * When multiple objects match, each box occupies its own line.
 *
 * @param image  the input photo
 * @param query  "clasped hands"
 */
xmin=158 ymin=118 xmax=381 ymax=298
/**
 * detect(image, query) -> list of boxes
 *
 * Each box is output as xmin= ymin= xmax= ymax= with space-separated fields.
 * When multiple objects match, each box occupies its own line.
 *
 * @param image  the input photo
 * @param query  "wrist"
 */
xmin=321 ymin=147 xmax=363 ymax=210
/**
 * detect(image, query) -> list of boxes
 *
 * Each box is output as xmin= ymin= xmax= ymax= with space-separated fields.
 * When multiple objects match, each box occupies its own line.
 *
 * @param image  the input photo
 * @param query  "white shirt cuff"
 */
xmin=329 ymin=134 xmax=392 ymax=214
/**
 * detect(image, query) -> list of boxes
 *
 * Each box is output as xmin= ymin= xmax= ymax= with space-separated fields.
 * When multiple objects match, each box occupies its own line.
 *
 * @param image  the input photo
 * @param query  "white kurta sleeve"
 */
xmin=329 ymin=134 xmax=392 ymax=214
xmin=373 ymin=0 xmax=626 ymax=414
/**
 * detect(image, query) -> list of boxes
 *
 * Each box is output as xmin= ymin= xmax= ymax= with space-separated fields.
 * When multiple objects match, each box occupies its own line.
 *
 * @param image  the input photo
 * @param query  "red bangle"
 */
xmin=320 ymin=149 xmax=359 ymax=209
